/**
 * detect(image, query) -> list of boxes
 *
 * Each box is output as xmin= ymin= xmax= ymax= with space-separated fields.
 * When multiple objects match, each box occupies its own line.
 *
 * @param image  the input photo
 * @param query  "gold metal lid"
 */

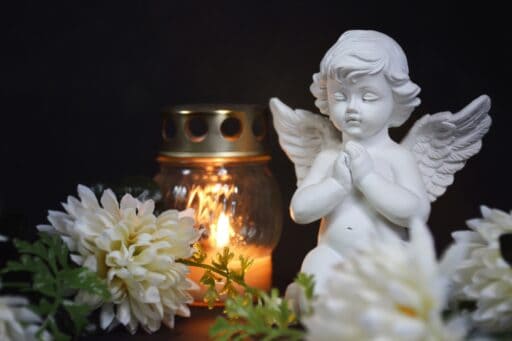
xmin=159 ymin=104 xmax=270 ymax=160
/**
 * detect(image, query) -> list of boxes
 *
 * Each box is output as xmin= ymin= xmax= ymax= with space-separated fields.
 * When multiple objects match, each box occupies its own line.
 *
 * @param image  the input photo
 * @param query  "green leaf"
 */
xmin=63 ymin=301 xmax=92 ymax=336
xmin=31 ymin=298 xmax=53 ymax=315
xmin=3 ymin=254 xmax=57 ymax=297
xmin=2 ymin=232 xmax=109 ymax=340
xmin=46 ymin=317 xmax=71 ymax=341
xmin=3 ymin=255 xmax=50 ymax=275
xmin=212 ymin=247 xmax=235 ymax=270
xmin=59 ymin=268 xmax=110 ymax=300
xmin=40 ymin=233 xmax=69 ymax=269
xmin=180 ymin=246 xmax=258 ymax=309
xmin=203 ymin=286 xmax=220 ymax=308
xmin=209 ymin=317 xmax=237 ymax=341
xmin=209 ymin=287 xmax=305 ymax=341
xmin=13 ymin=239 xmax=49 ymax=262
xmin=294 ymin=272 xmax=315 ymax=300
xmin=190 ymin=243 xmax=207 ymax=264
xmin=33 ymin=270 xmax=57 ymax=297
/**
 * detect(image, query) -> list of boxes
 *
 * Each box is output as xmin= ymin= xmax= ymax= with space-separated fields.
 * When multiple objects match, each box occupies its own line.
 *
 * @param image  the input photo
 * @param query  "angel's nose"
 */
xmin=346 ymin=97 xmax=358 ymax=113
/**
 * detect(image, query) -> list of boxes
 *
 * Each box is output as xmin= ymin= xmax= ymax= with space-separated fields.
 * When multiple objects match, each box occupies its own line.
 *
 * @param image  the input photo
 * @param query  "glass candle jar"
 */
xmin=154 ymin=104 xmax=282 ymax=305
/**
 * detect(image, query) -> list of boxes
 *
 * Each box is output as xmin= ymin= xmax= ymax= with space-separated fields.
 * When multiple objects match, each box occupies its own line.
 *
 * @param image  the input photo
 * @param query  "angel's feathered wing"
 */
xmin=401 ymin=95 xmax=492 ymax=202
xmin=269 ymin=98 xmax=342 ymax=187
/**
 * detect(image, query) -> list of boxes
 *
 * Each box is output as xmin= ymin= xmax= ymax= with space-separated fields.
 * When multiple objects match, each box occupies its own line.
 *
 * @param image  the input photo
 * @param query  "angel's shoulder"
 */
xmin=382 ymin=143 xmax=417 ymax=167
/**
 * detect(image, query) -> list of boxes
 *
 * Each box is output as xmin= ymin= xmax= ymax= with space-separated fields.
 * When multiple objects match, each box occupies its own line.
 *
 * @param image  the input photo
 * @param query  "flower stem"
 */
xmin=177 ymin=259 xmax=251 ymax=290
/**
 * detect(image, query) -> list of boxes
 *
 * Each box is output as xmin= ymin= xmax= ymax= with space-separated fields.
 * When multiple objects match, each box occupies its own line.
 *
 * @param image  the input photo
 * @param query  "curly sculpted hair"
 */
xmin=310 ymin=30 xmax=421 ymax=127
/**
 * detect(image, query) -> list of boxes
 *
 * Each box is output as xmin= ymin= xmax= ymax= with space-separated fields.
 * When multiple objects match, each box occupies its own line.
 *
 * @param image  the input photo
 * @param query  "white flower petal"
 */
xmin=60 ymin=235 xmax=76 ymax=251
xmin=448 ymin=206 xmax=512 ymax=332
xmin=162 ymin=314 xmax=175 ymax=329
xmin=47 ymin=210 xmax=72 ymax=233
xmin=63 ymin=195 xmax=82 ymax=216
xmin=126 ymin=317 xmax=138 ymax=334
xmin=116 ymin=299 xmax=131 ymax=326
xmin=100 ymin=189 xmax=120 ymax=218
xmin=178 ymin=208 xmax=195 ymax=219
xmin=82 ymin=254 xmax=98 ymax=272
xmin=391 ymin=315 xmax=426 ymax=339
xmin=70 ymin=254 xmax=84 ymax=265
xmin=304 ymin=219 xmax=455 ymax=340
xmin=144 ymin=287 xmax=161 ymax=303
xmin=0 ymin=295 xmax=44 ymax=341
xmin=12 ymin=306 xmax=41 ymax=323
xmin=36 ymin=224 xmax=57 ymax=234
xmin=100 ymin=303 xmax=115 ymax=330
xmin=138 ymin=200 xmax=155 ymax=216
xmin=77 ymin=184 xmax=100 ymax=209
xmin=120 ymin=194 xmax=138 ymax=210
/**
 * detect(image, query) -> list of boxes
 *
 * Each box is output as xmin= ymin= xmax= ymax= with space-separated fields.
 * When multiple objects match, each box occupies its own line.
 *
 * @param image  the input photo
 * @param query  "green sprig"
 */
xmin=209 ymin=288 xmax=304 ymax=341
xmin=209 ymin=273 xmax=315 ymax=341
xmin=177 ymin=246 xmax=254 ymax=308
xmin=1 ymin=233 xmax=110 ymax=340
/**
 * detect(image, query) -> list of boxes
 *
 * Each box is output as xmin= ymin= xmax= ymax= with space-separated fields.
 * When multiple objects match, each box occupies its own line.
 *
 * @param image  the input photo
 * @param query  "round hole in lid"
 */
xmin=220 ymin=117 xmax=242 ymax=141
xmin=185 ymin=116 xmax=208 ymax=142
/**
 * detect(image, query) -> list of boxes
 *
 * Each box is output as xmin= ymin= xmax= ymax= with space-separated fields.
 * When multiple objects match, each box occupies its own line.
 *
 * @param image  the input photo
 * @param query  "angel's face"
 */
xmin=327 ymin=72 xmax=395 ymax=139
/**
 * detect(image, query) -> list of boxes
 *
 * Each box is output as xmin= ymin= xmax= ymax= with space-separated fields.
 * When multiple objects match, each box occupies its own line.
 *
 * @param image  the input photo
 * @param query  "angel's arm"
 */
xmin=358 ymin=155 xmax=430 ymax=226
xmin=348 ymin=143 xmax=430 ymax=227
xmin=290 ymin=150 xmax=348 ymax=224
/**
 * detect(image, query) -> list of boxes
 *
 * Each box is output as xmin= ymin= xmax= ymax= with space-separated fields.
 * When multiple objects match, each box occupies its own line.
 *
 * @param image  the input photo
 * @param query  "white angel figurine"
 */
xmin=270 ymin=30 xmax=491 ymax=295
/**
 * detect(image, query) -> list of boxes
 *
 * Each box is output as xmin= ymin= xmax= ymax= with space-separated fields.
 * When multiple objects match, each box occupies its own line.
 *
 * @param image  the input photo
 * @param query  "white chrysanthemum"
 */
xmin=38 ymin=185 xmax=202 ymax=334
xmin=303 ymin=220 xmax=463 ymax=341
xmin=447 ymin=206 xmax=512 ymax=332
xmin=0 ymin=296 xmax=50 ymax=341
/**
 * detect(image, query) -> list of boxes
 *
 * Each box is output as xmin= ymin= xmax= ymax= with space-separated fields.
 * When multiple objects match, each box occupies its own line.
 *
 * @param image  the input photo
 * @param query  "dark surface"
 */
xmin=1 ymin=2 xmax=511 ymax=339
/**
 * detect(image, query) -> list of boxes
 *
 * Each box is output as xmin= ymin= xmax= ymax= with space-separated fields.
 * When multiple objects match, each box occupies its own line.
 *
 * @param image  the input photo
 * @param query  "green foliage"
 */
xmin=294 ymin=272 xmax=315 ymax=301
xmin=209 ymin=288 xmax=304 ymax=341
xmin=62 ymin=301 xmax=92 ymax=336
xmin=190 ymin=242 xmax=208 ymax=264
xmin=179 ymin=246 xmax=254 ymax=309
xmin=209 ymin=273 xmax=316 ymax=340
xmin=1 ymin=233 xmax=110 ymax=340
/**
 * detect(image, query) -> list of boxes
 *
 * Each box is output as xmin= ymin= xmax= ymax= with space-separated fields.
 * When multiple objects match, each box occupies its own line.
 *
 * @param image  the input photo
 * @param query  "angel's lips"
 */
xmin=346 ymin=117 xmax=361 ymax=124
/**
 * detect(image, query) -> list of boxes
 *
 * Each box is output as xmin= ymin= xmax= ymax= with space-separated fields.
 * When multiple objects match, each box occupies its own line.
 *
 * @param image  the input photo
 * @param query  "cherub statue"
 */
xmin=270 ymin=30 xmax=491 ymax=295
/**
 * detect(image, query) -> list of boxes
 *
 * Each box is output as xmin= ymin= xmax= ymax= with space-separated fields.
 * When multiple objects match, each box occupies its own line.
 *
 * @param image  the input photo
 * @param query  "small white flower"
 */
xmin=38 ymin=185 xmax=202 ymax=334
xmin=303 ymin=219 xmax=462 ymax=341
xmin=447 ymin=206 xmax=512 ymax=332
xmin=0 ymin=295 xmax=50 ymax=341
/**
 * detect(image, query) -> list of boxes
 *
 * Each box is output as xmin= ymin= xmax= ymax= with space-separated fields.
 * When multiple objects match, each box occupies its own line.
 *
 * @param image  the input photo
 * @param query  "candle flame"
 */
xmin=187 ymin=183 xmax=239 ymax=248
xmin=210 ymin=211 xmax=234 ymax=248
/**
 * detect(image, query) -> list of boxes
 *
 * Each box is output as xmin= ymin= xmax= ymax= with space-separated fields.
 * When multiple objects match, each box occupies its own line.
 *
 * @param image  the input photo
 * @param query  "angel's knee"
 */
xmin=300 ymin=244 xmax=343 ymax=295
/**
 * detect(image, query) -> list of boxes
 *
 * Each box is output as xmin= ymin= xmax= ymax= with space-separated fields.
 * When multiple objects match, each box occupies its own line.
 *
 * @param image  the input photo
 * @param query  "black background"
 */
xmin=1 ymin=1 xmax=511 ymax=291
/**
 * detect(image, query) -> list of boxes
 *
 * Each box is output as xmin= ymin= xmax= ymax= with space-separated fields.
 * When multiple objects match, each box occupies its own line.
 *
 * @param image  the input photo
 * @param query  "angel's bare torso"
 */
xmin=301 ymin=143 xmax=414 ymax=252
xmin=319 ymin=149 xmax=406 ymax=250
xmin=289 ymin=140 xmax=430 ymax=294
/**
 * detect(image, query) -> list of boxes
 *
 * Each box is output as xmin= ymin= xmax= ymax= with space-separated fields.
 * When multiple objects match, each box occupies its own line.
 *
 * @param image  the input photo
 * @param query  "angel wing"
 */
xmin=269 ymin=98 xmax=342 ymax=187
xmin=401 ymin=95 xmax=491 ymax=202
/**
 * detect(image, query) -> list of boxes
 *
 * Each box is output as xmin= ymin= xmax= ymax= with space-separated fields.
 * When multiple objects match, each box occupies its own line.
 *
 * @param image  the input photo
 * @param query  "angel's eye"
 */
xmin=362 ymin=92 xmax=379 ymax=102
xmin=333 ymin=92 xmax=347 ymax=102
